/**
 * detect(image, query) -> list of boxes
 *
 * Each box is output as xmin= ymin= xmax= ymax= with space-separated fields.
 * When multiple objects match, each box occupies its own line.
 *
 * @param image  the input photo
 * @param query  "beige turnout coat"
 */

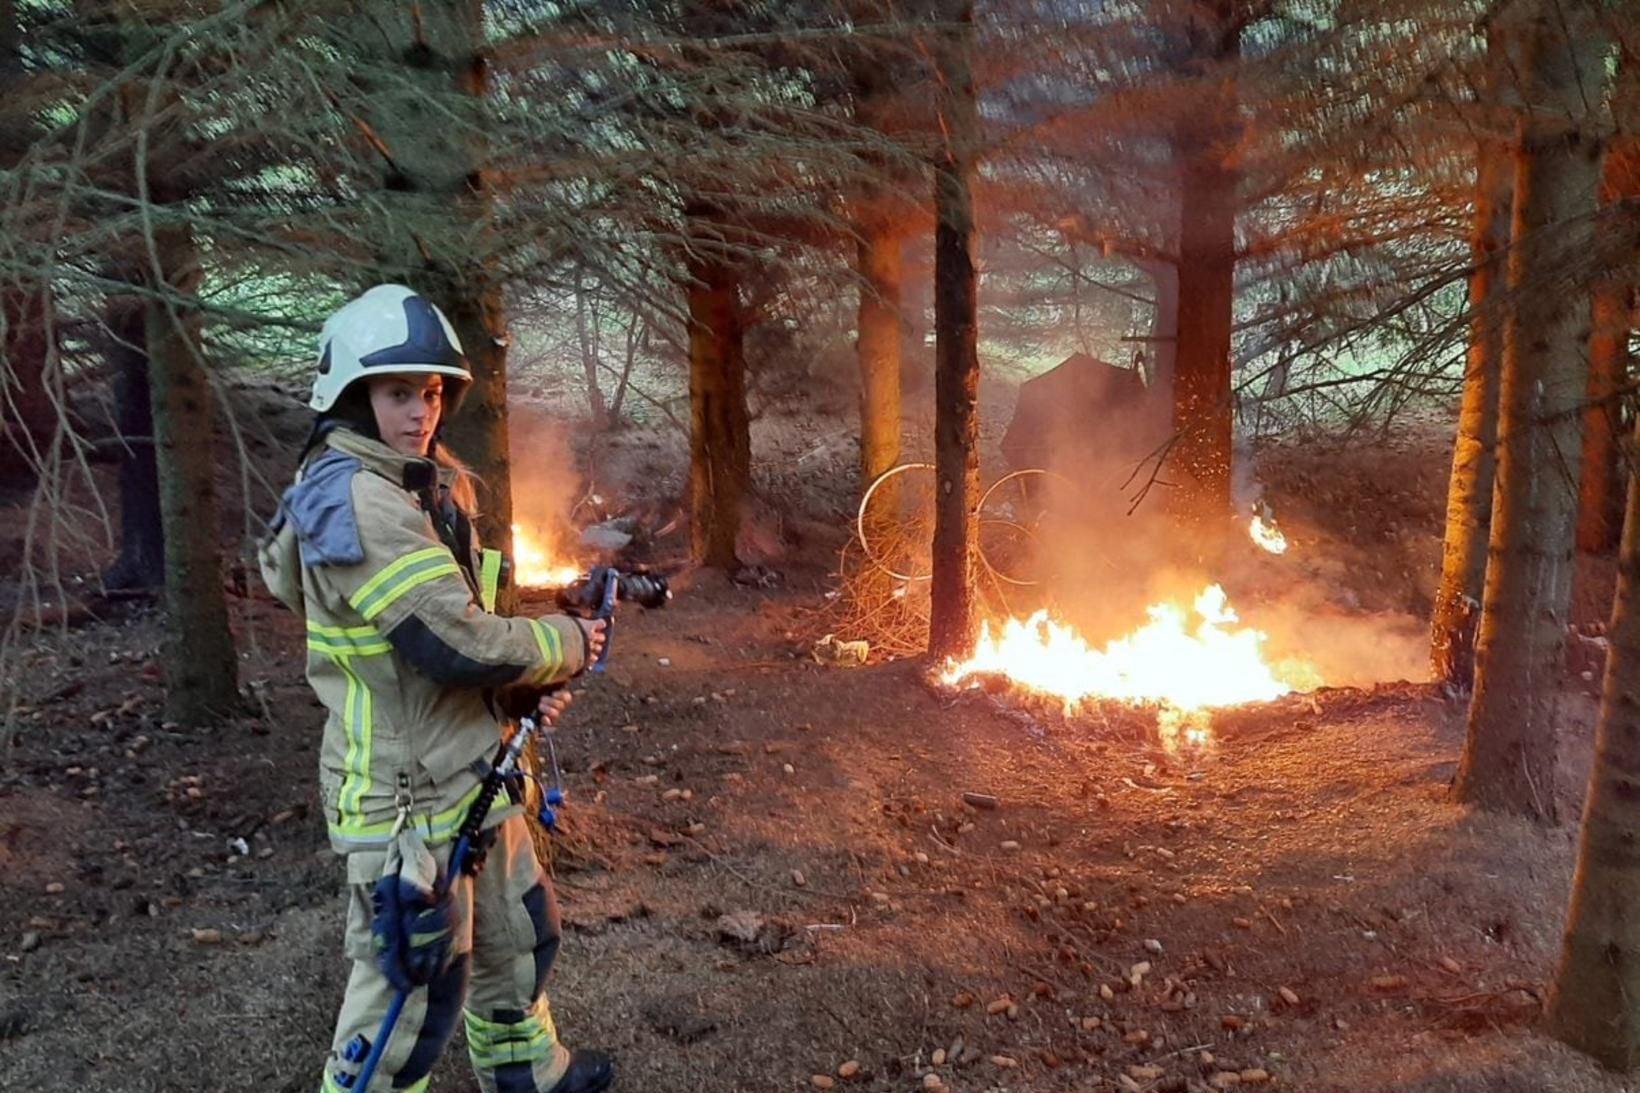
xmin=258 ymin=428 xmax=586 ymax=853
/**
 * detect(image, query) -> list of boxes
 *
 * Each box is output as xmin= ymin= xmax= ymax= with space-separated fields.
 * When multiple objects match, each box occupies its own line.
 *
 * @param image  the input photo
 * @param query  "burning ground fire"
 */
xmin=942 ymin=585 xmax=1320 ymax=750
xmin=510 ymin=523 xmax=581 ymax=588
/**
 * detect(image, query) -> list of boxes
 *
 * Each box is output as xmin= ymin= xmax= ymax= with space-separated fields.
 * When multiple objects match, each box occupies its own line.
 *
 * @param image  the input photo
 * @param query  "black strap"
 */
xmin=415 ymin=486 xmax=481 ymax=596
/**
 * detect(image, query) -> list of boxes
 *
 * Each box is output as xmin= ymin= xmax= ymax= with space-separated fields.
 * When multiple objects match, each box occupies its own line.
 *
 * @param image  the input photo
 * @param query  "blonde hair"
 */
xmin=432 ymin=442 xmax=480 ymax=515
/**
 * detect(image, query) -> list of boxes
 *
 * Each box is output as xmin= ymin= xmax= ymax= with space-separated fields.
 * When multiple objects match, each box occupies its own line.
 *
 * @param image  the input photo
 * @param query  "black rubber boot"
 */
xmin=545 ymin=1049 xmax=614 ymax=1093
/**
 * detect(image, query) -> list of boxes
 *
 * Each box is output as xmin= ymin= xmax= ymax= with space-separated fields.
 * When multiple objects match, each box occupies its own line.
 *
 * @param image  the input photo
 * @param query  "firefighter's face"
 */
xmin=368 ymin=374 xmax=444 ymax=457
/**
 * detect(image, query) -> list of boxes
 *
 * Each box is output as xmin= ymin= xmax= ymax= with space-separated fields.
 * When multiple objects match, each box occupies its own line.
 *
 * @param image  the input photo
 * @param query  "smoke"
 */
xmin=1231 ymin=432 xmax=1263 ymax=517
xmin=1250 ymin=595 xmax=1430 ymax=689
xmin=1226 ymin=435 xmax=1429 ymax=687
xmin=993 ymin=364 xmax=1432 ymax=693
xmin=506 ymin=403 xmax=583 ymax=562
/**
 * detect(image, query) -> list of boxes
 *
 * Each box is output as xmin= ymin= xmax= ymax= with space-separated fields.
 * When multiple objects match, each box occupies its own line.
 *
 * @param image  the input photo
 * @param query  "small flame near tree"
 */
xmin=942 ymin=585 xmax=1319 ymax=750
xmin=1248 ymin=502 xmax=1288 ymax=554
xmin=1249 ymin=515 xmax=1288 ymax=554
xmin=511 ymin=523 xmax=581 ymax=588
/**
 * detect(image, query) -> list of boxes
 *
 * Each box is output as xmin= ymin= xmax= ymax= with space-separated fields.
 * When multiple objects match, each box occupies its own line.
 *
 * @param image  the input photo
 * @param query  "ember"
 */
xmin=510 ymin=523 xmax=581 ymax=588
xmin=942 ymin=585 xmax=1318 ymax=744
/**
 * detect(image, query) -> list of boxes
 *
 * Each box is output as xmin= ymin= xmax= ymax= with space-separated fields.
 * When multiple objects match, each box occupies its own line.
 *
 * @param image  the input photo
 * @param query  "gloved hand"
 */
xmin=369 ymin=829 xmax=452 ymax=993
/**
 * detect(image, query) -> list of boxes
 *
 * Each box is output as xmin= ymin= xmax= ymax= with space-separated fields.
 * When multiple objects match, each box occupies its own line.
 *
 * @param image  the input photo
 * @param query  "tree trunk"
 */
xmin=575 ymin=275 xmax=610 ymax=430
xmin=441 ymin=273 xmax=516 ymax=611
xmin=1576 ymin=119 xmax=1640 ymax=556
xmin=100 ymin=19 xmax=167 ymax=592
xmin=0 ymin=286 xmax=55 ymax=489
xmin=1139 ymin=257 xmax=1179 ymax=403
xmin=1432 ymin=122 xmax=1513 ymax=691
xmin=103 ymin=299 xmax=165 ymax=591
xmin=857 ymin=221 xmax=904 ymax=537
xmin=147 ymin=224 xmax=239 ymax=725
xmin=1578 ymin=282 xmax=1632 ymax=554
xmin=358 ymin=0 xmax=518 ymax=609
xmin=1168 ymin=11 xmax=1239 ymax=551
xmin=610 ymin=312 xmax=642 ymax=423
xmin=1454 ymin=6 xmax=1610 ymax=820
xmin=928 ymin=0 xmax=980 ymax=661
xmin=687 ymin=256 xmax=749 ymax=570
xmin=848 ymin=36 xmax=912 ymax=530
xmin=442 ymin=3 xmax=516 ymax=609
xmin=1547 ymin=406 xmax=1640 ymax=1065
xmin=0 ymin=0 xmax=52 ymax=490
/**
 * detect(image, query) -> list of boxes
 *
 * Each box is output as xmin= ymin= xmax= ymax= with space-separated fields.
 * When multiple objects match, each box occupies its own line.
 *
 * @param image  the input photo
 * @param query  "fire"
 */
xmin=942 ymin=585 xmax=1316 ymax=746
xmin=510 ymin=523 xmax=581 ymax=588
xmin=1249 ymin=513 xmax=1288 ymax=554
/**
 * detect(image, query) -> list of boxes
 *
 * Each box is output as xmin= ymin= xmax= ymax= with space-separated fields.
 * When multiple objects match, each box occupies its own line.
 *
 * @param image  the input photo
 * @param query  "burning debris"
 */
xmin=1248 ymin=501 xmax=1289 ymax=555
xmin=941 ymin=585 xmax=1321 ymax=748
xmin=510 ymin=523 xmax=581 ymax=588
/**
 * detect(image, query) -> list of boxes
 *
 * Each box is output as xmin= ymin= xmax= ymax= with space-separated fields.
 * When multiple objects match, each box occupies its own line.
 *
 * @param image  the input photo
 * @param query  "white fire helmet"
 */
xmin=309 ymin=284 xmax=471 ymax=412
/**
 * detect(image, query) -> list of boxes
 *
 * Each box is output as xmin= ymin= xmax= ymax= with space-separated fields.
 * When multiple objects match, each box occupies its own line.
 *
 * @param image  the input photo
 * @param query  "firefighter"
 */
xmin=258 ymin=284 xmax=614 ymax=1093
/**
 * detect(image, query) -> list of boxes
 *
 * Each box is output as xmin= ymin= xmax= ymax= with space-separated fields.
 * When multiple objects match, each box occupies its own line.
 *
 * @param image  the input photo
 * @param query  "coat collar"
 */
xmin=322 ymin=427 xmax=448 ymax=493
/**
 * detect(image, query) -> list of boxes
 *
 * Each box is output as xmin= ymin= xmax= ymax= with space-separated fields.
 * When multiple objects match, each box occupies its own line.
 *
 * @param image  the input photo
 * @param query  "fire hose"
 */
xmin=337 ymin=566 xmax=669 ymax=1092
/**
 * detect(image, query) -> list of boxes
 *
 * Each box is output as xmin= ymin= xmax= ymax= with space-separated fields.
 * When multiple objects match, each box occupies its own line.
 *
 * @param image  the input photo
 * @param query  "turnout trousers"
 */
xmin=320 ymin=814 xmax=571 ymax=1093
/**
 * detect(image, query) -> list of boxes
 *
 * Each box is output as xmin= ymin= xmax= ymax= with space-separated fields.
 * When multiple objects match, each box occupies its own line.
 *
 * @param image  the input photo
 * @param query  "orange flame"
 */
xmin=942 ymin=585 xmax=1318 ymax=747
xmin=1249 ymin=514 xmax=1288 ymax=554
xmin=510 ymin=524 xmax=581 ymax=588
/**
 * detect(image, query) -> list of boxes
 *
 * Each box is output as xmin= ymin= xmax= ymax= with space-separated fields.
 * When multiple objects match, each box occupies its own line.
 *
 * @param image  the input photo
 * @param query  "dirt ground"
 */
xmin=0 ymin=396 xmax=1633 ymax=1093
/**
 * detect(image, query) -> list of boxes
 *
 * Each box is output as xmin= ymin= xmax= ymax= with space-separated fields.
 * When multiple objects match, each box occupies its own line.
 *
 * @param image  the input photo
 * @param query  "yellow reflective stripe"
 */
xmin=350 ymin=547 xmax=460 ymax=621
xmin=526 ymin=619 xmax=564 ymax=683
xmin=366 ymin=561 xmax=460 ymax=620
xmin=307 ymin=636 xmax=392 ymax=656
xmin=330 ymin=655 xmax=373 ymax=826
xmin=399 ymin=1079 xmax=430 ymax=1093
xmin=409 ymin=927 xmax=451 ymax=946
xmin=351 ymin=546 xmax=446 ymax=606
xmin=464 ymin=1000 xmax=558 ymax=1068
xmin=307 ymin=622 xmax=381 ymax=638
xmin=306 ymin=620 xmax=391 ymax=656
xmin=355 ymin=558 xmax=461 ymax=621
xmin=327 ymin=780 xmax=485 ymax=849
xmin=480 ymin=548 xmax=502 ymax=613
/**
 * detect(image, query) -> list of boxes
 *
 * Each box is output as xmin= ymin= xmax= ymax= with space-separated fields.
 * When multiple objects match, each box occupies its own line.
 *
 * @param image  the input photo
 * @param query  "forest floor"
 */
xmin=0 ymin=383 xmax=1632 ymax=1093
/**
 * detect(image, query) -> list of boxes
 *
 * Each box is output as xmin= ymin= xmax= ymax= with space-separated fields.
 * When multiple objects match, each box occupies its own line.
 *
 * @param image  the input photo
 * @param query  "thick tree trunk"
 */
xmin=1432 ymin=134 xmax=1512 ymax=690
xmin=359 ymin=0 xmax=518 ymax=608
xmin=440 ymin=4 xmax=516 ymax=609
xmin=1547 ymin=406 xmax=1640 ymax=1065
xmin=103 ymin=299 xmax=165 ymax=591
xmin=147 ymin=225 xmax=238 ymax=725
xmin=1168 ymin=13 xmax=1239 ymax=551
xmin=857 ymin=221 xmax=904 ymax=531
xmin=687 ymin=257 xmax=749 ymax=570
xmin=441 ymin=273 xmax=516 ymax=609
xmin=928 ymin=0 xmax=980 ymax=661
xmin=1578 ymin=282 xmax=1632 ymax=554
xmin=1576 ymin=124 xmax=1640 ymax=555
xmin=1454 ymin=6 xmax=1609 ymax=820
xmin=1171 ymin=154 xmax=1235 ymax=531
